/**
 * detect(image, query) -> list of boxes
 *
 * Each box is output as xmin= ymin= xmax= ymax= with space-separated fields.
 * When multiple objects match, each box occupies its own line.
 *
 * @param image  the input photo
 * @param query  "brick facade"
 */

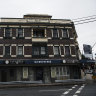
xmin=0 ymin=14 xmax=81 ymax=82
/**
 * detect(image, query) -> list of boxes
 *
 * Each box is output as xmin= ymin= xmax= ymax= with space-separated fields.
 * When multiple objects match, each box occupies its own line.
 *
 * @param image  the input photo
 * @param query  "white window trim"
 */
xmin=10 ymin=28 xmax=12 ymax=37
xmin=51 ymin=29 xmax=53 ymax=37
xmin=45 ymin=28 xmax=46 ymax=37
xmin=23 ymin=28 xmax=24 ymax=37
xmin=31 ymin=28 xmax=33 ymax=37
xmin=57 ymin=29 xmax=59 ymax=37
xmin=4 ymin=28 xmax=5 ymax=37
xmin=3 ymin=45 xmax=5 ymax=56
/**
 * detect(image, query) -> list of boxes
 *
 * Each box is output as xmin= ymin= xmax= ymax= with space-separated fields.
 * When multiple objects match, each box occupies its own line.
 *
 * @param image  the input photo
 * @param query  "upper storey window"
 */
xmin=18 ymin=46 xmax=23 ymax=56
xmin=54 ymin=46 xmax=60 ymax=56
xmin=33 ymin=29 xmax=45 ymax=38
xmin=65 ymin=46 xmax=70 ymax=56
xmin=32 ymin=46 xmax=47 ymax=57
xmin=5 ymin=28 xmax=12 ymax=38
xmin=62 ymin=29 xmax=69 ymax=38
xmin=53 ymin=29 xmax=59 ymax=38
xmin=5 ymin=46 xmax=10 ymax=56
xmin=18 ymin=28 xmax=23 ymax=38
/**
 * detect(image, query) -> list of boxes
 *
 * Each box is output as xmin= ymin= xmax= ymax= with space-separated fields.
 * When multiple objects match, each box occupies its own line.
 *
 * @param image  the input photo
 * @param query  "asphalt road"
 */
xmin=0 ymin=82 xmax=96 ymax=96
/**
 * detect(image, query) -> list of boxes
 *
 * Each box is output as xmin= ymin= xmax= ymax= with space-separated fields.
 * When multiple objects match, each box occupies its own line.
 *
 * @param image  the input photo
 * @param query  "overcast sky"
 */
xmin=0 ymin=0 xmax=96 ymax=57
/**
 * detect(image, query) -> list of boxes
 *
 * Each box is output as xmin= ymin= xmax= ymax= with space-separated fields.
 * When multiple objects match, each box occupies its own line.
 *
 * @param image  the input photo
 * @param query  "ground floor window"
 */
xmin=56 ymin=66 xmax=70 ymax=80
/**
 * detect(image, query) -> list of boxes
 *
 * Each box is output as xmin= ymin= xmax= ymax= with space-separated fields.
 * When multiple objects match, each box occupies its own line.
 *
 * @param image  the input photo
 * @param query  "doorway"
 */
xmin=36 ymin=67 xmax=43 ymax=81
xmin=1 ymin=70 xmax=7 ymax=82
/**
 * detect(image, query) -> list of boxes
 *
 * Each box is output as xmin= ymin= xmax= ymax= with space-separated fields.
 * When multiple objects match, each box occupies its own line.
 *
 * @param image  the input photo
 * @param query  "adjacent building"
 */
xmin=0 ymin=14 xmax=81 ymax=83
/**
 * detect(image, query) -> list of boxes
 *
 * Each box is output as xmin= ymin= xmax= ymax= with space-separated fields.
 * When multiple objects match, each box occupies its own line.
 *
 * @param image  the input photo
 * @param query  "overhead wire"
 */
xmin=72 ymin=15 xmax=96 ymax=25
xmin=72 ymin=15 xmax=96 ymax=21
xmin=75 ymin=19 xmax=96 ymax=25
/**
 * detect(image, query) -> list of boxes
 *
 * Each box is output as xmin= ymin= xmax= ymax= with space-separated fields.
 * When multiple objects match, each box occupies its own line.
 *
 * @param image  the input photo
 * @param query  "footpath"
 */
xmin=0 ymin=79 xmax=85 ymax=89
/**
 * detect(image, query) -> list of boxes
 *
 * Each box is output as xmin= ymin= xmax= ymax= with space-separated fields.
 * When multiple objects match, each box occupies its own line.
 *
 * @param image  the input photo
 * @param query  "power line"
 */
xmin=73 ymin=17 xmax=96 ymax=23
xmin=72 ymin=15 xmax=96 ymax=25
xmin=72 ymin=15 xmax=96 ymax=21
xmin=75 ymin=19 xmax=96 ymax=25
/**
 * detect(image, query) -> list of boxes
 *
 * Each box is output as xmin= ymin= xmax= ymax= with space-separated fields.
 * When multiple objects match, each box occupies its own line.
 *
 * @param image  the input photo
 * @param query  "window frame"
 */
xmin=62 ymin=29 xmax=69 ymax=38
xmin=56 ymin=66 xmax=70 ymax=77
xmin=17 ymin=28 xmax=23 ymax=38
xmin=5 ymin=28 xmax=12 ymax=38
xmin=53 ymin=29 xmax=59 ymax=38
xmin=64 ymin=45 xmax=71 ymax=56
xmin=32 ymin=46 xmax=47 ymax=57
xmin=54 ymin=46 xmax=60 ymax=56
xmin=5 ymin=45 xmax=11 ymax=56
xmin=33 ymin=29 xmax=45 ymax=38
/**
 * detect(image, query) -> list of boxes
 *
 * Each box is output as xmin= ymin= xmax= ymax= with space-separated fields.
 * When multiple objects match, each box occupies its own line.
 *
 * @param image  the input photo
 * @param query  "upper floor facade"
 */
xmin=0 ymin=14 xmax=80 ymax=60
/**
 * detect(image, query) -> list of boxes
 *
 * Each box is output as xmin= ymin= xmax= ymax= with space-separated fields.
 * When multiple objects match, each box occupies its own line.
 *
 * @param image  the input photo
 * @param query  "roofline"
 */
xmin=0 ymin=22 xmax=74 ymax=26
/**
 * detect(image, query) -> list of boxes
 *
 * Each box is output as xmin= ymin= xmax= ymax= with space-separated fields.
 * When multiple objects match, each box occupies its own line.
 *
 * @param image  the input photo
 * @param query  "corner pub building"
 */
xmin=0 ymin=14 xmax=81 ymax=83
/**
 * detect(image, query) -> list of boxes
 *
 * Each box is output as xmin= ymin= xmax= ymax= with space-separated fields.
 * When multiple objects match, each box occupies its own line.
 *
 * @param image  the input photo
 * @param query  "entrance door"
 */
xmin=1 ymin=70 xmax=7 ymax=82
xmin=36 ymin=67 xmax=43 ymax=81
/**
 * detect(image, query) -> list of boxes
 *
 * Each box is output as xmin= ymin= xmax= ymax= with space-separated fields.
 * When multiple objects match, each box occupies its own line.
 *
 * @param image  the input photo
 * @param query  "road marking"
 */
xmin=61 ymin=85 xmax=78 ymax=96
xmin=69 ymin=89 xmax=72 ymax=91
xmin=73 ymin=84 xmax=85 ymax=96
xmin=73 ymin=95 xmax=78 ymax=96
xmin=63 ymin=91 xmax=69 ymax=94
xmin=74 ymin=85 xmax=78 ymax=87
xmin=75 ymin=90 xmax=81 ymax=94
xmin=72 ymin=87 xmax=76 ymax=89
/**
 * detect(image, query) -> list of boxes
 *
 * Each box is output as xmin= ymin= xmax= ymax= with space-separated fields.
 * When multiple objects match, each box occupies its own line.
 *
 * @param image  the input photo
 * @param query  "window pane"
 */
xmin=53 ymin=29 xmax=58 ymax=38
xmin=5 ymin=28 xmax=11 ymax=37
xmin=65 ymin=46 xmax=70 ymax=56
xmin=18 ymin=46 xmax=23 ymax=55
xmin=63 ymin=67 xmax=67 ymax=75
xmin=41 ymin=47 xmax=46 ymax=55
xmin=56 ymin=67 xmax=59 ymax=76
xmin=60 ymin=67 xmax=62 ymax=75
xmin=63 ymin=29 xmax=68 ymax=38
xmin=5 ymin=46 xmax=10 ymax=56
xmin=54 ymin=46 xmax=59 ymax=55
xmin=33 ymin=47 xmax=39 ymax=55
xmin=18 ymin=29 xmax=23 ymax=37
